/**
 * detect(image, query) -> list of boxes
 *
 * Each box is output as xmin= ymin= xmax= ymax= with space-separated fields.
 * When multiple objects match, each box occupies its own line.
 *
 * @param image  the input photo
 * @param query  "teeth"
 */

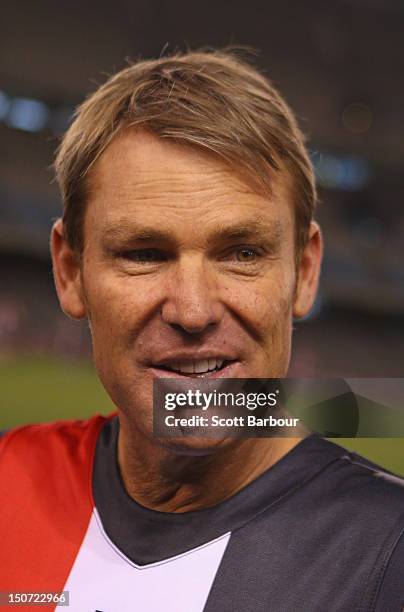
xmin=167 ymin=358 xmax=225 ymax=374
xmin=194 ymin=359 xmax=209 ymax=373
xmin=208 ymin=358 xmax=216 ymax=371
xmin=177 ymin=362 xmax=194 ymax=373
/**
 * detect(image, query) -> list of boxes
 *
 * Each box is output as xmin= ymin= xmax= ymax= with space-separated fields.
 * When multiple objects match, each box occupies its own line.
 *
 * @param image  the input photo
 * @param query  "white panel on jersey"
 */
xmin=59 ymin=509 xmax=230 ymax=612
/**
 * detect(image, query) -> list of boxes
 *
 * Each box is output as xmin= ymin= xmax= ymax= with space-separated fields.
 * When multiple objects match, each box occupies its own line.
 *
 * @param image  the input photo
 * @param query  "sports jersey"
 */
xmin=0 ymin=414 xmax=403 ymax=611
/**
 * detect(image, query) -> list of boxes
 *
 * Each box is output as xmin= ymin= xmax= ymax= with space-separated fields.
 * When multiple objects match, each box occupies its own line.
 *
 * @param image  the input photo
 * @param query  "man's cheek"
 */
xmin=87 ymin=279 xmax=131 ymax=325
xmin=235 ymin=284 xmax=293 ymax=336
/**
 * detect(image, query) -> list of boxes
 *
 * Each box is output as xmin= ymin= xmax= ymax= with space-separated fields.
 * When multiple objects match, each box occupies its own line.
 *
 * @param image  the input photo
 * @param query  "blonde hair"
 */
xmin=54 ymin=49 xmax=317 ymax=254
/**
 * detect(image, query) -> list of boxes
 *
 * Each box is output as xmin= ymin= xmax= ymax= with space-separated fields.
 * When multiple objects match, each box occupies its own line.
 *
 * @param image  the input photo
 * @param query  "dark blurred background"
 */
xmin=0 ymin=0 xmax=403 ymax=469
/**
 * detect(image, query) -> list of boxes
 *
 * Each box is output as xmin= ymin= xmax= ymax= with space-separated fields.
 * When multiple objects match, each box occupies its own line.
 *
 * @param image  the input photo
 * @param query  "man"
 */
xmin=0 ymin=50 xmax=403 ymax=611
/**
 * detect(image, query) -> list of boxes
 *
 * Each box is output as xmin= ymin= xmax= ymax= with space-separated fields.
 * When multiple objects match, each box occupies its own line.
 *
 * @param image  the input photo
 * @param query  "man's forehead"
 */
xmin=93 ymin=129 xmax=228 ymax=179
xmin=88 ymin=128 xmax=287 ymax=200
xmin=85 ymin=128 xmax=295 ymax=241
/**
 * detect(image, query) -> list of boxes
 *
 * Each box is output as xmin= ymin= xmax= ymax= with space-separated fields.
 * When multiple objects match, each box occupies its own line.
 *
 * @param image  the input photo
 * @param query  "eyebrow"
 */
xmin=101 ymin=223 xmax=176 ymax=246
xmin=210 ymin=219 xmax=284 ymax=244
xmin=101 ymin=218 xmax=285 ymax=248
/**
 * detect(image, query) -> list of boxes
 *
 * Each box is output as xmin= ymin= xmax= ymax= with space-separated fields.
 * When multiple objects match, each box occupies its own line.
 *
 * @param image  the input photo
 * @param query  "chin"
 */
xmin=156 ymin=435 xmax=236 ymax=456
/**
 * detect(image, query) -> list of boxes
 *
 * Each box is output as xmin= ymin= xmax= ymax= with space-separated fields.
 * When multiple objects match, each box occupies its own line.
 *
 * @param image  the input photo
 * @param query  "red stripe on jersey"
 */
xmin=0 ymin=413 xmax=115 ymax=610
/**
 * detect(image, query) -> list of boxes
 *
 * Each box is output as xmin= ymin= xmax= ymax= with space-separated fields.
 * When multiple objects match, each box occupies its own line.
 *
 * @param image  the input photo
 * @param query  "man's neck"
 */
xmin=117 ymin=420 xmax=306 ymax=513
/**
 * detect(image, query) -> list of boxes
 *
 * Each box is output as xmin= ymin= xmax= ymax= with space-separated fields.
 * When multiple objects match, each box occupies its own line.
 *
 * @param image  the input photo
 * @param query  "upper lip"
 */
xmin=151 ymin=352 xmax=238 ymax=367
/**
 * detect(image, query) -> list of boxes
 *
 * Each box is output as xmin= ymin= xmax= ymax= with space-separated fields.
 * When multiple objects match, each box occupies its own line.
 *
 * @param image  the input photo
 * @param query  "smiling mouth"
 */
xmin=153 ymin=358 xmax=235 ymax=377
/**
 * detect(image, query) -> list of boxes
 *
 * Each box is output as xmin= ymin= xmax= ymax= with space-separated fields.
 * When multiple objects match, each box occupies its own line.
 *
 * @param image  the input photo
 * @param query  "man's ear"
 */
xmin=50 ymin=219 xmax=86 ymax=319
xmin=293 ymin=221 xmax=323 ymax=319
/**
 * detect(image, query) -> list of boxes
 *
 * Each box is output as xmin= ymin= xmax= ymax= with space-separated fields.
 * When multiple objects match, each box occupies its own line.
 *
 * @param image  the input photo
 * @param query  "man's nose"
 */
xmin=161 ymin=255 xmax=224 ymax=334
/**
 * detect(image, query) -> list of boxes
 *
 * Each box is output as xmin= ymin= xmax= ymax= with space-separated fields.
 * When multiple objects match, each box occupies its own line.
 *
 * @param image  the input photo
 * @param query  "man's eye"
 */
xmin=221 ymin=247 xmax=261 ymax=263
xmin=234 ymin=247 xmax=258 ymax=262
xmin=119 ymin=249 xmax=167 ymax=263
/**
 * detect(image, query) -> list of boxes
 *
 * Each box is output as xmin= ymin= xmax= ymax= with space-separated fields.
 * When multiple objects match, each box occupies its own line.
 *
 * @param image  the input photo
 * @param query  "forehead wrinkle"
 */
xmin=90 ymin=156 xmax=262 ymax=201
xmin=99 ymin=181 xmax=257 ymax=205
xmin=89 ymin=182 xmax=277 ymax=220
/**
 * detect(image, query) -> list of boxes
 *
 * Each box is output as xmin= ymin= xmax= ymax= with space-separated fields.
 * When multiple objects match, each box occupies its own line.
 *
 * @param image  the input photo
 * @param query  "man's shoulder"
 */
xmin=0 ymin=413 xmax=116 ymax=458
xmin=312 ymin=436 xmax=404 ymax=512
xmin=322 ymin=437 xmax=404 ymax=484
xmin=316 ymin=440 xmax=404 ymax=611
xmin=0 ymin=413 xmax=117 ymax=502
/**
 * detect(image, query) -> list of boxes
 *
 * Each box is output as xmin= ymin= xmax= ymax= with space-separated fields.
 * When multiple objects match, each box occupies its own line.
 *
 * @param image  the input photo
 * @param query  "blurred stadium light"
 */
xmin=0 ymin=87 xmax=73 ymax=135
xmin=313 ymin=152 xmax=370 ymax=191
xmin=6 ymin=97 xmax=49 ymax=132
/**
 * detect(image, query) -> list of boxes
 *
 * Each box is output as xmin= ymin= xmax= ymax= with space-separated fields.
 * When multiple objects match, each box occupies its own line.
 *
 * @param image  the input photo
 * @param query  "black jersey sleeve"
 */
xmin=374 ymin=529 xmax=404 ymax=611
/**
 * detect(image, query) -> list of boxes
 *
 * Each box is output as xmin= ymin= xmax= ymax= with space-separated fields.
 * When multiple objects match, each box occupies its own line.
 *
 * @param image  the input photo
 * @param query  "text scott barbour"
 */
xmin=163 ymin=389 xmax=299 ymax=429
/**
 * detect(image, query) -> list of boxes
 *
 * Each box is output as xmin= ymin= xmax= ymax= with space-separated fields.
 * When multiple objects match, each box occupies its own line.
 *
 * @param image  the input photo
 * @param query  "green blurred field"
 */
xmin=1 ymin=355 xmax=114 ymax=427
xmin=1 ymin=355 xmax=403 ymax=475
